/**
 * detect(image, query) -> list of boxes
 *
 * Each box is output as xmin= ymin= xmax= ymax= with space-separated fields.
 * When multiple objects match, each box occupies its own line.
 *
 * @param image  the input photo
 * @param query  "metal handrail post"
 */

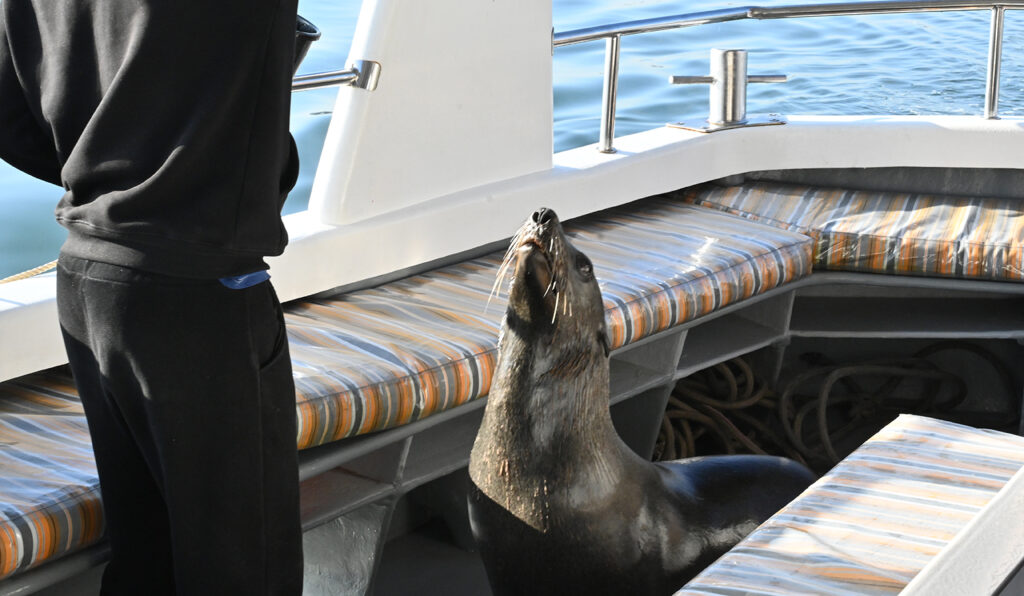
xmin=985 ymin=6 xmax=1005 ymax=118
xmin=599 ymin=35 xmax=622 ymax=153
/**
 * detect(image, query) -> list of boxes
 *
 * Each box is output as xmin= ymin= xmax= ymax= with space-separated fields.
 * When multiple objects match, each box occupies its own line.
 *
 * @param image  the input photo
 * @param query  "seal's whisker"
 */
xmin=486 ymin=276 xmax=505 ymax=312
xmin=488 ymin=259 xmax=511 ymax=303
xmin=498 ymin=253 xmax=515 ymax=284
xmin=510 ymin=229 xmax=525 ymax=255
xmin=488 ymin=232 xmax=522 ymax=311
xmin=545 ymin=277 xmax=558 ymax=298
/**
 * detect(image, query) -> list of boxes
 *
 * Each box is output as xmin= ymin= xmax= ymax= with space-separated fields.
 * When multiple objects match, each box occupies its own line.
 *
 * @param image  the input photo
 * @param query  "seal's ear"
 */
xmin=598 ymin=326 xmax=611 ymax=358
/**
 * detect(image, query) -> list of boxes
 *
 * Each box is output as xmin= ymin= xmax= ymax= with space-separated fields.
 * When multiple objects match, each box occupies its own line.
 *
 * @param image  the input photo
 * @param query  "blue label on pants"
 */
xmin=218 ymin=270 xmax=271 ymax=289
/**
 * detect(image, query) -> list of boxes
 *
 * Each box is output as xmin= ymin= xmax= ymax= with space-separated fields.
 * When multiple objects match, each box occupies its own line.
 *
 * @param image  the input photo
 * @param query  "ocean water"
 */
xmin=2 ymin=0 xmax=1022 ymax=279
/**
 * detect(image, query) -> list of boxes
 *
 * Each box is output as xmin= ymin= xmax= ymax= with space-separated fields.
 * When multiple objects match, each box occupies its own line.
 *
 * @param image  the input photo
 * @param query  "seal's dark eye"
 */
xmin=576 ymin=254 xmax=593 ymax=279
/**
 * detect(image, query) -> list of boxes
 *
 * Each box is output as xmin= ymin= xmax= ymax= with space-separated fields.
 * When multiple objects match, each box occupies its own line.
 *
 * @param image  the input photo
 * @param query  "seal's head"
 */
xmin=494 ymin=207 xmax=610 ymax=367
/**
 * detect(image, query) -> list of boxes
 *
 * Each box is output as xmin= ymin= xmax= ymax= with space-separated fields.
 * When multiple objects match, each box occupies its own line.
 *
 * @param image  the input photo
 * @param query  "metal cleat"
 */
xmin=669 ymin=49 xmax=786 ymax=132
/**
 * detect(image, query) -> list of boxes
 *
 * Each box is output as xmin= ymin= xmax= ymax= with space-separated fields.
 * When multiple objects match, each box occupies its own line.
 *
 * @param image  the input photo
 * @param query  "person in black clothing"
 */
xmin=0 ymin=1 xmax=303 ymax=594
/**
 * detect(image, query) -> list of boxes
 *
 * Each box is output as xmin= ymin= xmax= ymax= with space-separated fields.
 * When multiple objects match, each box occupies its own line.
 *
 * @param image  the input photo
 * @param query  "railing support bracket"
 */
xmin=292 ymin=60 xmax=382 ymax=93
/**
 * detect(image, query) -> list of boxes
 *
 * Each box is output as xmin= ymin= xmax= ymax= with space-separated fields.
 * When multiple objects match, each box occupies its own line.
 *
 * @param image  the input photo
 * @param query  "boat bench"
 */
xmin=2 ymin=181 xmax=1024 ymax=593
xmin=682 ymin=182 xmax=1024 ymax=281
xmin=0 ymin=196 xmax=812 ymax=591
xmin=678 ymin=414 xmax=1024 ymax=595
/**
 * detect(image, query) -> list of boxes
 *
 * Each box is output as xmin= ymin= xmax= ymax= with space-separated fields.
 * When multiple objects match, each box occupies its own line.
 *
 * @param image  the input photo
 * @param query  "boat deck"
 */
xmin=376 ymin=520 xmax=490 ymax=596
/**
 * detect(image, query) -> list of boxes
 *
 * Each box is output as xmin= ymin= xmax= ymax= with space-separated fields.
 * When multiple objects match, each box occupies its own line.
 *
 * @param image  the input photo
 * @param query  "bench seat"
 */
xmin=0 ymin=198 xmax=812 ymax=583
xmin=287 ymin=201 xmax=811 ymax=448
xmin=0 ymin=370 xmax=100 ymax=581
xmin=682 ymin=182 xmax=1024 ymax=282
xmin=678 ymin=414 xmax=1024 ymax=595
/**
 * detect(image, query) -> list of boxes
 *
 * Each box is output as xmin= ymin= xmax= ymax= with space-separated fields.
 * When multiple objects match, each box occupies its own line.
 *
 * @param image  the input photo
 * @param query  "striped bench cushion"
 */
xmin=682 ymin=182 xmax=1024 ymax=281
xmin=0 ymin=197 xmax=812 ymax=580
xmin=678 ymin=414 xmax=1024 ymax=595
xmin=288 ymin=200 xmax=812 ymax=447
xmin=0 ymin=370 xmax=101 ymax=581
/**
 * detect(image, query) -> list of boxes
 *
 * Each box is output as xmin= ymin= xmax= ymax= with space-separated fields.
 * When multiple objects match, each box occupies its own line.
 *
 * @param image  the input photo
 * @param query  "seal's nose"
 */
xmin=533 ymin=208 xmax=556 ymax=225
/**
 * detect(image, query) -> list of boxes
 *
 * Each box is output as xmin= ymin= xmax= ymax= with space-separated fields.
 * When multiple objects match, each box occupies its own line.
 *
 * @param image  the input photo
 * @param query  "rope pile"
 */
xmin=654 ymin=341 xmax=1019 ymax=473
xmin=655 ymin=358 xmax=803 ymax=463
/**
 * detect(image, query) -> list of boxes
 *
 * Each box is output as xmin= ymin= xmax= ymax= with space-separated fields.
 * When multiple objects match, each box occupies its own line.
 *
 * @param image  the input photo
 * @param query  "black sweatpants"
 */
xmin=56 ymin=254 xmax=303 ymax=595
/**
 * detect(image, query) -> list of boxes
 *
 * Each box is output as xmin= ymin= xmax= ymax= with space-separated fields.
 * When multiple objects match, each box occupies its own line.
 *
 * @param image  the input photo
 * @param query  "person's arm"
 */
xmin=0 ymin=13 xmax=62 ymax=186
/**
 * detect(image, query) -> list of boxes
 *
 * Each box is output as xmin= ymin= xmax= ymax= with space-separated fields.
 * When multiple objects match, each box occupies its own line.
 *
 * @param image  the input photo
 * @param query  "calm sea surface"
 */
xmin=2 ymin=0 xmax=1022 ymax=278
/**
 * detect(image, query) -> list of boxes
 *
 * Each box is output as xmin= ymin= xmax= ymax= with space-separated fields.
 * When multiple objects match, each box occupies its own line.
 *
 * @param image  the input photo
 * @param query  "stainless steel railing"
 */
xmin=553 ymin=0 xmax=1024 ymax=152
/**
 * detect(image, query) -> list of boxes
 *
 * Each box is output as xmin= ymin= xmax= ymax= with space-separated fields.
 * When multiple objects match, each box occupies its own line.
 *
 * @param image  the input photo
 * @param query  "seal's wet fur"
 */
xmin=469 ymin=208 xmax=815 ymax=596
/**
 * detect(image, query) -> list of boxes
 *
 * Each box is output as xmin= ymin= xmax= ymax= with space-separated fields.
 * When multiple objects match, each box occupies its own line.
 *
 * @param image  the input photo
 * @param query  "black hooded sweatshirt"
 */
xmin=0 ymin=0 xmax=299 ymax=278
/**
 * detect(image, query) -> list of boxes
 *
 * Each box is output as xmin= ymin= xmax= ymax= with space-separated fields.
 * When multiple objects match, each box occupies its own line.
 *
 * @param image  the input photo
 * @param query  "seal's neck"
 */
xmin=469 ymin=326 xmax=630 ymax=531
xmin=488 ymin=325 xmax=618 ymax=450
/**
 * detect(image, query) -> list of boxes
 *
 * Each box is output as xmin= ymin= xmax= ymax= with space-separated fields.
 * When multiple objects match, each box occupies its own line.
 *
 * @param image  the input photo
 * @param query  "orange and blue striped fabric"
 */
xmin=682 ymin=182 xmax=1024 ymax=281
xmin=0 ymin=369 xmax=103 ymax=581
xmin=678 ymin=414 xmax=1024 ymax=595
xmin=0 ymin=197 xmax=812 ymax=579
xmin=285 ymin=200 xmax=812 ymax=448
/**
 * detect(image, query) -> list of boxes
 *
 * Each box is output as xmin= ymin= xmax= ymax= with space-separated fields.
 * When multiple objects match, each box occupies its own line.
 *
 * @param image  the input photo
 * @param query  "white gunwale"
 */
xmin=2 ymin=115 xmax=1023 ymax=384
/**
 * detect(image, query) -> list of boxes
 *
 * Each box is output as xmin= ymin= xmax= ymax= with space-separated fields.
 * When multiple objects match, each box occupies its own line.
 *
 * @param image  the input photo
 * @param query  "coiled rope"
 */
xmin=0 ymin=260 xmax=58 ymax=284
xmin=657 ymin=358 xmax=807 ymax=465
xmin=654 ymin=342 xmax=1018 ymax=473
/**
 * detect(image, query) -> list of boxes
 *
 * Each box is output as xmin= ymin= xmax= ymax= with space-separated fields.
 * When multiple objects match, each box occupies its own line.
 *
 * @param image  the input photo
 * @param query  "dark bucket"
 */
xmin=294 ymin=15 xmax=322 ymax=75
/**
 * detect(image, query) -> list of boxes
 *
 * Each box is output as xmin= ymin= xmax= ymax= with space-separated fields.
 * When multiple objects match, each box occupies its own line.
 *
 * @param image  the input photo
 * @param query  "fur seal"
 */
xmin=468 ymin=207 xmax=815 ymax=596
